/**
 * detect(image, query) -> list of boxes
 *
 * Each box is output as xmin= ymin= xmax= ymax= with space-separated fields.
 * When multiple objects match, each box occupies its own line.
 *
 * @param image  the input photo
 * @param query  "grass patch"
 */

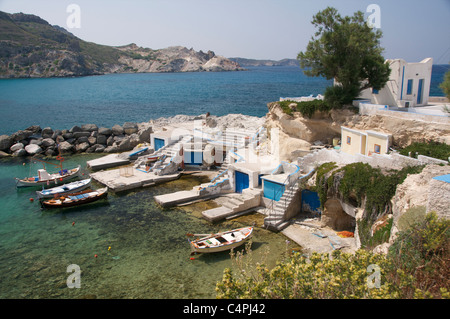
xmin=399 ymin=141 xmax=450 ymax=161
xmin=279 ymin=99 xmax=331 ymax=118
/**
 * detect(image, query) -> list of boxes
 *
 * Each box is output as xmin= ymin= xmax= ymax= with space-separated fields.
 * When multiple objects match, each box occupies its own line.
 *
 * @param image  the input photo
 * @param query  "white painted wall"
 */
xmin=359 ymin=58 xmax=433 ymax=107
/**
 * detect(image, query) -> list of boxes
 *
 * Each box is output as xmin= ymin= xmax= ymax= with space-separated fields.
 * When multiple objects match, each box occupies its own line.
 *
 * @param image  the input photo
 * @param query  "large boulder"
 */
xmin=98 ymin=127 xmax=112 ymax=136
xmin=41 ymin=127 xmax=54 ymax=138
xmin=11 ymin=130 xmax=33 ymax=142
xmin=76 ymin=142 xmax=90 ymax=152
xmin=73 ymin=131 xmax=91 ymax=139
xmin=0 ymin=135 xmax=12 ymax=151
xmin=117 ymin=133 xmax=140 ymax=152
xmin=81 ymin=124 xmax=98 ymax=132
xmin=59 ymin=141 xmax=74 ymax=154
xmin=10 ymin=142 xmax=24 ymax=153
xmin=137 ymin=125 xmax=152 ymax=143
xmin=41 ymin=138 xmax=56 ymax=148
xmin=25 ymin=144 xmax=42 ymax=155
xmin=111 ymin=124 xmax=124 ymax=136
xmin=123 ymin=122 xmax=138 ymax=135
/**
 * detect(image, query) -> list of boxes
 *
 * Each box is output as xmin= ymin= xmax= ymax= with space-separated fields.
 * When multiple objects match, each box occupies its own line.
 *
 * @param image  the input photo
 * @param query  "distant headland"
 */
xmin=0 ymin=11 xmax=245 ymax=78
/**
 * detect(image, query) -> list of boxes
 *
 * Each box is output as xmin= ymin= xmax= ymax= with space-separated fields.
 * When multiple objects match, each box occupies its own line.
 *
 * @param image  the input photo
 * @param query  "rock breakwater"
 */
xmin=0 ymin=122 xmax=152 ymax=157
xmin=0 ymin=113 xmax=265 ymax=158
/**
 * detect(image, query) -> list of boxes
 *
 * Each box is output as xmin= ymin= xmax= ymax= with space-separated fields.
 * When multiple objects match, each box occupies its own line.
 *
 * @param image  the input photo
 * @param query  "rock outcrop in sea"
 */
xmin=0 ymin=122 xmax=152 ymax=157
xmin=0 ymin=113 xmax=264 ymax=158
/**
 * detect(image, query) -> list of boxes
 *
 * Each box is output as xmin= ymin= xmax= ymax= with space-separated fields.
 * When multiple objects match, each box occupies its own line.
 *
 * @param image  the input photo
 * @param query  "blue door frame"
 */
xmin=235 ymin=171 xmax=249 ymax=193
xmin=263 ymin=180 xmax=285 ymax=201
xmin=417 ymin=79 xmax=424 ymax=105
xmin=154 ymin=138 xmax=165 ymax=151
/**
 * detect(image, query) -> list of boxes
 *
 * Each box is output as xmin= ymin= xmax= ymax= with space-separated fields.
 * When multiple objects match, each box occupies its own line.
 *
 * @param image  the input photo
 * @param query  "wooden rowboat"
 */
xmin=41 ymin=187 xmax=108 ymax=208
xmin=36 ymin=178 xmax=92 ymax=199
xmin=16 ymin=165 xmax=81 ymax=188
xmin=188 ymin=227 xmax=253 ymax=254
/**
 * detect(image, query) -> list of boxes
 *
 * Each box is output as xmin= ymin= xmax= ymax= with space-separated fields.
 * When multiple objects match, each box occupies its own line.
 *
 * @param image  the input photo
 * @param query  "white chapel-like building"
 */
xmin=359 ymin=57 xmax=433 ymax=108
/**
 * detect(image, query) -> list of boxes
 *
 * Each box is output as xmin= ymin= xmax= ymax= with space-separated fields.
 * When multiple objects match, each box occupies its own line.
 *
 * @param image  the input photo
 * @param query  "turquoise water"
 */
xmin=0 ymin=65 xmax=447 ymax=136
xmin=0 ymin=66 xmax=330 ymax=135
xmin=0 ymin=154 xmax=296 ymax=299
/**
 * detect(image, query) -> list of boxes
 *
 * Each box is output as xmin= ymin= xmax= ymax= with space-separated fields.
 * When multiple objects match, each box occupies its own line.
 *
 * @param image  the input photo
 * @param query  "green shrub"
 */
xmin=216 ymin=213 xmax=449 ymax=299
xmin=387 ymin=212 xmax=450 ymax=298
xmin=279 ymin=100 xmax=331 ymax=118
xmin=397 ymin=206 xmax=426 ymax=232
xmin=324 ymin=85 xmax=360 ymax=109
xmin=399 ymin=141 xmax=450 ymax=161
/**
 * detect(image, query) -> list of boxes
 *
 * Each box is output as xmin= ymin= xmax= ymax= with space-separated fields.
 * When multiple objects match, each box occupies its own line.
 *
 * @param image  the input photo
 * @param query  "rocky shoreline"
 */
xmin=0 ymin=113 xmax=265 ymax=158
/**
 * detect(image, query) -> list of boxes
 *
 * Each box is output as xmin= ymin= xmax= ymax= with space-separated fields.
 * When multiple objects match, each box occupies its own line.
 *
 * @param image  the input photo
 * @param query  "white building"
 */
xmin=359 ymin=58 xmax=433 ymax=108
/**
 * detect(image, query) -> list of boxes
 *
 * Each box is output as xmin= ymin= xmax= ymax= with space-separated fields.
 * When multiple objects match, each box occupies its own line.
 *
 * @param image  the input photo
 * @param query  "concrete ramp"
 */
xmin=202 ymin=189 xmax=262 ymax=222
xmin=87 ymin=154 xmax=130 ymax=170
xmin=154 ymin=190 xmax=200 ymax=207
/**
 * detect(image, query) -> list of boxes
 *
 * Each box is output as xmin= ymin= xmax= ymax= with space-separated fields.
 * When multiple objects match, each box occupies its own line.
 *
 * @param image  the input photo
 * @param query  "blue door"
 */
xmin=301 ymin=189 xmax=321 ymax=214
xmin=154 ymin=138 xmax=165 ymax=151
xmin=235 ymin=171 xmax=249 ymax=193
xmin=184 ymin=151 xmax=203 ymax=165
xmin=417 ymin=79 xmax=424 ymax=105
xmin=263 ymin=180 xmax=285 ymax=201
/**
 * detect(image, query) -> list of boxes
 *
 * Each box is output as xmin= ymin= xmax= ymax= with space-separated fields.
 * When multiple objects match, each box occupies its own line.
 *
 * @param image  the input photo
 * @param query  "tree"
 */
xmin=297 ymin=7 xmax=391 ymax=107
xmin=440 ymin=68 xmax=450 ymax=100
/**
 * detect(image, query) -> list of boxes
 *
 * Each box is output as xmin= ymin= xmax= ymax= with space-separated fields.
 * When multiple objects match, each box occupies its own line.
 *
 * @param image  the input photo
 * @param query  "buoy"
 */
xmin=29 ymin=198 xmax=34 ymax=202
xmin=94 ymin=254 xmax=98 ymax=258
xmin=190 ymin=257 xmax=195 ymax=260
xmin=108 ymin=246 xmax=111 ymax=251
xmin=72 ymin=222 xmax=75 ymax=226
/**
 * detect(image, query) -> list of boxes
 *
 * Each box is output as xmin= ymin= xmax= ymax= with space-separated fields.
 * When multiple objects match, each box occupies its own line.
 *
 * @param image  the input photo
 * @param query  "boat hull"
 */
xmin=41 ymin=187 xmax=108 ymax=208
xmin=36 ymin=178 xmax=92 ymax=199
xmin=16 ymin=166 xmax=81 ymax=188
xmin=190 ymin=227 xmax=253 ymax=254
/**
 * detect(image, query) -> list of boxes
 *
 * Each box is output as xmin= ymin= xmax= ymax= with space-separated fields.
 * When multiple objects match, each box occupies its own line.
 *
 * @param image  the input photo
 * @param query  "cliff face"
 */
xmin=117 ymin=45 xmax=243 ymax=73
xmin=0 ymin=11 xmax=243 ymax=78
xmin=265 ymin=102 xmax=450 ymax=161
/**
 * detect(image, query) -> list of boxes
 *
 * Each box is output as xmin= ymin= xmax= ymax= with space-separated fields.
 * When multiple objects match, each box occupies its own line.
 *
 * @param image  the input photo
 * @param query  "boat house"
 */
xmin=340 ymin=126 xmax=392 ymax=156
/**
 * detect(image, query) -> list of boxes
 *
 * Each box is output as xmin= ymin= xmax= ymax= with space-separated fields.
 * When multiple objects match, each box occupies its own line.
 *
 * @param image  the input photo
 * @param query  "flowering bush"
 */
xmin=216 ymin=213 xmax=449 ymax=299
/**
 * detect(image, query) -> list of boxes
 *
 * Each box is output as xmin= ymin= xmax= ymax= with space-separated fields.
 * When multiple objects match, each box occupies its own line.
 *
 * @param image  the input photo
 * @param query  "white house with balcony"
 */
xmin=359 ymin=58 xmax=433 ymax=108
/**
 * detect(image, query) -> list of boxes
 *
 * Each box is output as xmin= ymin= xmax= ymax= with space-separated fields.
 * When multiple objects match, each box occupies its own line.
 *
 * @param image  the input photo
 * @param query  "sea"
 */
xmin=0 ymin=65 xmax=448 ymax=299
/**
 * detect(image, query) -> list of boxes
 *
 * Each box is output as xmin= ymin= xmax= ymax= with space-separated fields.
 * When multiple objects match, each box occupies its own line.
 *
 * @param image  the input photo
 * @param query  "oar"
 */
xmin=186 ymin=233 xmax=212 ymax=237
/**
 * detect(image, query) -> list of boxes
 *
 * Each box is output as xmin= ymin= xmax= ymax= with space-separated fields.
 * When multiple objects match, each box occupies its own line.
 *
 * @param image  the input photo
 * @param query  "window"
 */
xmin=347 ymin=136 xmax=351 ymax=145
xmin=374 ymin=144 xmax=381 ymax=154
xmin=406 ymin=79 xmax=413 ymax=95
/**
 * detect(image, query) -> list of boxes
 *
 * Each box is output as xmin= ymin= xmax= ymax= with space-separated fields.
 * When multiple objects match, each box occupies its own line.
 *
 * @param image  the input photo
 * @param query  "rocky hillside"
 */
xmin=0 ymin=11 xmax=243 ymax=78
xmin=265 ymin=102 xmax=450 ymax=161
xmin=229 ymin=57 xmax=299 ymax=67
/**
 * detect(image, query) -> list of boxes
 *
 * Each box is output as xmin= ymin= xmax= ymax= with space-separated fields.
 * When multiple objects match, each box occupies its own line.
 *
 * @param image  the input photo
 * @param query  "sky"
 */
xmin=1 ymin=0 xmax=449 ymax=63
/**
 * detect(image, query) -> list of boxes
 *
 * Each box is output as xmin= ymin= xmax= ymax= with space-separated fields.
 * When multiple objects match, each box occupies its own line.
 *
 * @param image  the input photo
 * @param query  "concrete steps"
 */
xmin=264 ymin=182 xmax=300 ymax=231
xmin=202 ymin=189 xmax=262 ymax=222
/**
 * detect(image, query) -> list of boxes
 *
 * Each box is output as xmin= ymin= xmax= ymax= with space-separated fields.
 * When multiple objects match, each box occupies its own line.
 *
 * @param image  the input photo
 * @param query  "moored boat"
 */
xmin=36 ymin=178 xmax=92 ymax=199
xmin=188 ymin=227 xmax=253 ymax=254
xmin=41 ymin=187 xmax=108 ymax=208
xmin=15 ymin=165 xmax=81 ymax=188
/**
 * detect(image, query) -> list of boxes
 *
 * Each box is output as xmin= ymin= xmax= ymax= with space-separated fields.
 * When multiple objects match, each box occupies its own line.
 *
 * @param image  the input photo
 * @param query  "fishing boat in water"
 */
xmin=40 ymin=187 xmax=108 ymax=208
xmin=16 ymin=165 xmax=81 ymax=188
xmin=15 ymin=152 xmax=80 ymax=188
xmin=188 ymin=227 xmax=253 ymax=254
xmin=36 ymin=178 xmax=92 ymax=199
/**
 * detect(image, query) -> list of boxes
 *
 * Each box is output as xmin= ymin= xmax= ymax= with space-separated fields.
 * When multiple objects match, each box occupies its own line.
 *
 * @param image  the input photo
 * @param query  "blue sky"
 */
xmin=1 ymin=0 xmax=449 ymax=63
